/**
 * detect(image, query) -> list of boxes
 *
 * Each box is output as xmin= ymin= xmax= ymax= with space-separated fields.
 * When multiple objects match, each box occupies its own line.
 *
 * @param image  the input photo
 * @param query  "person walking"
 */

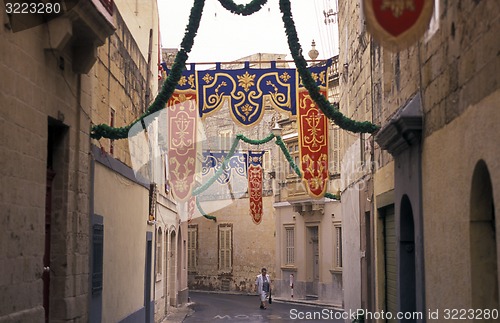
xmin=255 ymin=267 xmax=271 ymax=309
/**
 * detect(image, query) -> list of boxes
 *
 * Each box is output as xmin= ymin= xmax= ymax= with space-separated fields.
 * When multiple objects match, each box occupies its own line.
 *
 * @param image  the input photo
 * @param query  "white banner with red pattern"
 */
xmin=166 ymin=87 xmax=197 ymax=202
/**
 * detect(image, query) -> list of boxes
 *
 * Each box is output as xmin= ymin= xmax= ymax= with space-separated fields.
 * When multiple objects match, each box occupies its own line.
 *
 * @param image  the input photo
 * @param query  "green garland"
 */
xmin=217 ymin=0 xmax=268 ymax=16
xmin=90 ymin=0 xmax=206 ymax=140
xmin=237 ymin=132 xmax=275 ymax=145
xmin=275 ymin=136 xmax=301 ymax=177
xmin=90 ymin=0 xmax=378 ymax=140
xmin=279 ymin=0 xmax=378 ymax=134
xmin=194 ymin=133 xmax=339 ymax=221
xmin=196 ymin=198 xmax=217 ymax=222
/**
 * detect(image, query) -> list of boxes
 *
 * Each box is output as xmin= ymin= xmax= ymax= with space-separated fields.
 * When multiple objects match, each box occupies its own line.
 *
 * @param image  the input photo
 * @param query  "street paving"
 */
xmin=183 ymin=292 xmax=344 ymax=322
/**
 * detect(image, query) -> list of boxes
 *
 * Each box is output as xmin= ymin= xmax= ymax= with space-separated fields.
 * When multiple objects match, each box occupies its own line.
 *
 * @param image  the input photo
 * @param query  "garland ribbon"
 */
xmin=195 ymin=133 xmax=340 ymax=222
xmin=90 ymin=0 xmax=378 ymax=141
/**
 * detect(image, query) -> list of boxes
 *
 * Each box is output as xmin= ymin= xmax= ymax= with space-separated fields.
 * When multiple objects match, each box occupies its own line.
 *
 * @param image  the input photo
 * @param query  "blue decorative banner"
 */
xmin=161 ymin=60 xmax=332 ymax=128
xmin=201 ymin=151 xmax=247 ymax=184
xmin=198 ymin=63 xmax=296 ymax=127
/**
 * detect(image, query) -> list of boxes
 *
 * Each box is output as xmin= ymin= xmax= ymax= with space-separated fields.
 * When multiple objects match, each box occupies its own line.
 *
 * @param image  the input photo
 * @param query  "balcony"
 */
xmin=45 ymin=0 xmax=116 ymax=73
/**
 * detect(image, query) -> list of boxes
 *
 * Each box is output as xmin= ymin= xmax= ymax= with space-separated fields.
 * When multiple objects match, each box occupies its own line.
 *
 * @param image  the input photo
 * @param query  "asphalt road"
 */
xmin=183 ymin=292 xmax=345 ymax=322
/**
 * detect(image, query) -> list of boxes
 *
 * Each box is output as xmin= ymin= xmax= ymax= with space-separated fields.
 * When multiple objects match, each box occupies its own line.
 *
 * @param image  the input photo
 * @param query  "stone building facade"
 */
xmin=272 ymin=57 xmax=344 ymax=307
xmin=338 ymin=0 xmax=500 ymax=320
xmin=186 ymin=53 xmax=287 ymax=294
xmin=0 ymin=0 xmax=187 ymax=322
xmin=0 ymin=1 xmax=114 ymax=322
xmin=89 ymin=1 xmax=187 ymax=322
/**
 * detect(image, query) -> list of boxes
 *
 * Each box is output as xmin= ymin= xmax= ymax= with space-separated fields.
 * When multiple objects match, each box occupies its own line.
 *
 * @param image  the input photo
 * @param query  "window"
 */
xmin=163 ymin=153 xmax=170 ymax=194
xmin=156 ymin=228 xmax=162 ymax=275
xmin=188 ymin=225 xmax=198 ymax=272
xmin=218 ymin=224 xmax=232 ymax=272
xmin=220 ymin=130 xmax=233 ymax=151
xmin=286 ymin=140 xmax=300 ymax=176
xmin=331 ymin=126 xmax=341 ymax=175
xmin=334 ymin=224 xmax=343 ymax=269
xmin=285 ymin=226 xmax=295 ymax=265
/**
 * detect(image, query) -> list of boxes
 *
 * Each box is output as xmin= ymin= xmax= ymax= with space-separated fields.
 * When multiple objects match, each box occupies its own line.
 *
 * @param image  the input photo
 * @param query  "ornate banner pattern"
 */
xmin=297 ymin=64 xmax=329 ymax=198
xmin=248 ymin=151 xmax=265 ymax=224
xmin=167 ymin=69 xmax=198 ymax=201
xmin=198 ymin=63 xmax=296 ymax=127
xmin=364 ymin=0 xmax=434 ymax=51
xmin=161 ymin=60 xmax=333 ymax=128
xmin=201 ymin=151 xmax=247 ymax=184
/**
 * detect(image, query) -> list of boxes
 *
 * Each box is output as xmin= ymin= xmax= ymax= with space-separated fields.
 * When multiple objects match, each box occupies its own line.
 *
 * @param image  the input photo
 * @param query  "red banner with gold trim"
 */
xmin=167 ymin=91 xmax=197 ymax=202
xmin=297 ymin=89 xmax=329 ymax=199
xmin=364 ymin=0 xmax=434 ymax=51
xmin=248 ymin=151 xmax=264 ymax=224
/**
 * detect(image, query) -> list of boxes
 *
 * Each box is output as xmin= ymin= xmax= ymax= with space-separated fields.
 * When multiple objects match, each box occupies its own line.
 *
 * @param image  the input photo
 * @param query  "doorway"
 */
xmin=399 ymin=195 xmax=416 ymax=320
xmin=470 ymin=161 xmax=498 ymax=310
xmin=307 ymin=226 xmax=319 ymax=297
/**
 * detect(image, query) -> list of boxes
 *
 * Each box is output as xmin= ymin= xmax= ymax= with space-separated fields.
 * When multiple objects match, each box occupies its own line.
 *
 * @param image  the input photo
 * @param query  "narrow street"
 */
xmin=183 ymin=292 xmax=344 ymax=322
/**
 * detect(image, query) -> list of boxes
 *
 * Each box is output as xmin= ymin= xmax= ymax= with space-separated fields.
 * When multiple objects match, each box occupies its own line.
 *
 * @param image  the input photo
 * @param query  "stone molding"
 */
xmin=375 ymin=93 xmax=423 ymax=156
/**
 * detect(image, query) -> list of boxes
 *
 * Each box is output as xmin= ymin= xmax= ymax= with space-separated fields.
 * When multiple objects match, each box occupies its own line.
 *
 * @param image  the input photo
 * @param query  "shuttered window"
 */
xmin=285 ymin=226 xmax=295 ymax=265
xmin=335 ymin=225 xmax=343 ymax=268
xmin=188 ymin=225 xmax=198 ymax=272
xmin=218 ymin=224 xmax=232 ymax=272
xmin=384 ymin=205 xmax=397 ymax=322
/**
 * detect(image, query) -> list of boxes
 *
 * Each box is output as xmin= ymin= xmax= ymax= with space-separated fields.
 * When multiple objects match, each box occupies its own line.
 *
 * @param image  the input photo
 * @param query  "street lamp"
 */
xmin=271 ymin=120 xmax=282 ymax=137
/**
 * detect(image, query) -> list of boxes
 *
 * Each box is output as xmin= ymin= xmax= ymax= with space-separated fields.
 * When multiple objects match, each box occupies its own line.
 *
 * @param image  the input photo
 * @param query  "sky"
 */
xmin=158 ymin=0 xmax=339 ymax=65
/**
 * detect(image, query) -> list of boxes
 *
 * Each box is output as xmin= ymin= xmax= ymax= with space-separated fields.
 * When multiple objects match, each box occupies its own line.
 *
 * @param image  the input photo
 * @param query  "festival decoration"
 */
xmin=297 ymin=65 xmax=329 ymax=198
xmin=194 ymin=133 xmax=339 ymax=222
xmin=247 ymin=151 xmax=265 ymax=224
xmin=202 ymin=151 xmax=247 ymax=184
xmin=166 ymin=69 xmax=198 ymax=201
xmin=363 ymin=0 xmax=435 ymax=51
xmin=199 ymin=62 xmax=297 ymax=127
xmin=90 ymin=0 xmax=379 ymax=141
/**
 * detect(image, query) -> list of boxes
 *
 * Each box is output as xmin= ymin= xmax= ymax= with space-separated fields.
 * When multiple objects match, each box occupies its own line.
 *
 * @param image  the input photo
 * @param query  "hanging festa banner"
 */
xmin=201 ymin=151 xmax=248 ymax=185
xmin=297 ymin=64 xmax=329 ymax=199
xmin=161 ymin=60 xmax=332 ymax=128
xmin=248 ymin=151 xmax=265 ymax=224
xmin=198 ymin=61 xmax=296 ymax=127
xmin=166 ymin=67 xmax=198 ymax=202
xmin=363 ymin=0 xmax=434 ymax=51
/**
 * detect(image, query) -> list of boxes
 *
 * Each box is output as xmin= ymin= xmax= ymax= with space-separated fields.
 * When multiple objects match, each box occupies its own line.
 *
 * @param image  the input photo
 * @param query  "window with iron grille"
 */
xmin=285 ymin=226 xmax=295 ymax=265
xmin=218 ymin=224 xmax=232 ymax=272
xmin=188 ymin=225 xmax=198 ymax=272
